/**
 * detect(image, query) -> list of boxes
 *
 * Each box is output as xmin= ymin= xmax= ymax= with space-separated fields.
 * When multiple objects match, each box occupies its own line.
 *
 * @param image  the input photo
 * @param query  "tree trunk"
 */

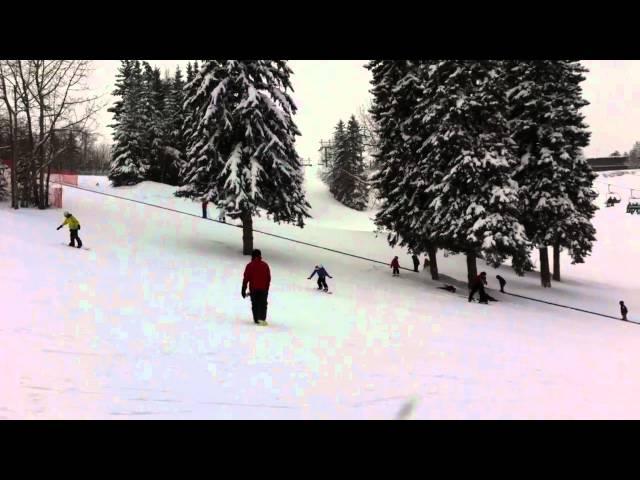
xmin=45 ymin=164 xmax=51 ymax=208
xmin=466 ymin=251 xmax=478 ymax=287
xmin=539 ymin=246 xmax=552 ymax=288
xmin=10 ymin=89 xmax=18 ymax=209
xmin=241 ymin=210 xmax=253 ymax=255
xmin=552 ymin=241 xmax=561 ymax=282
xmin=428 ymin=245 xmax=439 ymax=280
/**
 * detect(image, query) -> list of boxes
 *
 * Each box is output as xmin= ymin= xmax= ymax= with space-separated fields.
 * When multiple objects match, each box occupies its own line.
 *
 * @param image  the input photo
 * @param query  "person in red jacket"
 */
xmin=241 ymin=249 xmax=271 ymax=325
xmin=468 ymin=272 xmax=489 ymax=304
xmin=390 ymin=256 xmax=400 ymax=276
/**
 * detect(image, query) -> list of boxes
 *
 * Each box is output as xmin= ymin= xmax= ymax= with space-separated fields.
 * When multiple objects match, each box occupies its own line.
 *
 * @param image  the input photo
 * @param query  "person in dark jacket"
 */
xmin=390 ymin=256 xmax=400 ymax=276
xmin=202 ymin=200 xmax=208 ymax=219
xmin=56 ymin=211 xmax=82 ymax=248
xmin=242 ymin=249 xmax=271 ymax=325
xmin=412 ymin=254 xmax=420 ymax=272
xmin=620 ymin=301 xmax=628 ymax=321
xmin=496 ymin=274 xmax=506 ymax=293
xmin=469 ymin=272 xmax=489 ymax=303
xmin=308 ymin=265 xmax=332 ymax=291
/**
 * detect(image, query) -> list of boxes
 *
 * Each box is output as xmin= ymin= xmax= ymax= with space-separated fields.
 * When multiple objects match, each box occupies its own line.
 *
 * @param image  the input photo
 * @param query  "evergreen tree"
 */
xmin=325 ymin=119 xmax=346 ymax=192
xmin=326 ymin=117 xmax=368 ymax=210
xmin=160 ymin=66 xmax=185 ymax=185
xmin=177 ymin=60 xmax=310 ymax=254
xmin=109 ymin=60 xmax=148 ymax=186
xmin=628 ymin=141 xmax=640 ymax=168
xmin=185 ymin=62 xmax=194 ymax=84
xmin=140 ymin=63 xmax=167 ymax=183
xmin=0 ymin=167 xmax=8 ymax=201
xmin=63 ymin=130 xmax=82 ymax=171
xmin=420 ymin=60 xmax=529 ymax=285
xmin=505 ymin=60 xmax=594 ymax=286
xmin=367 ymin=60 xmax=442 ymax=279
xmin=345 ymin=115 xmax=369 ymax=210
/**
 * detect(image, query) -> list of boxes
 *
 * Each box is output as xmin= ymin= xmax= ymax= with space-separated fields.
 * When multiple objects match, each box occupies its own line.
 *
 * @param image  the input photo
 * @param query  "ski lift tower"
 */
xmin=319 ymin=140 xmax=334 ymax=167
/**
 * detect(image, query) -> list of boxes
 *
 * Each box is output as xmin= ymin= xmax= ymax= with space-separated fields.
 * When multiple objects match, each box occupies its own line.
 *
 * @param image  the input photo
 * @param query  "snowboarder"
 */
xmin=620 ymin=301 xmax=628 ymax=321
xmin=202 ymin=200 xmax=208 ymax=219
xmin=390 ymin=256 xmax=400 ymax=276
xmin=56 ymin=211 xmax=82 ymax=248
xmin=496 ymin=274 xmax=506 ymax=293
xmin=412 ymin=254 xmax=420 ymax=272
xmin=241 ymin=249 xmax=271 ymax=325
xmin=469 ymin=272 xmax=489 ymax=304
xmin=308 ymin=265 xmax=332 ymax=292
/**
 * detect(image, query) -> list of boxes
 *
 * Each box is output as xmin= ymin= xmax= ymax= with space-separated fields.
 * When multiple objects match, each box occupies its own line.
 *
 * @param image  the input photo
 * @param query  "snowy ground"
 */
xmin=2 ymin=167 xmax=640 ymax=419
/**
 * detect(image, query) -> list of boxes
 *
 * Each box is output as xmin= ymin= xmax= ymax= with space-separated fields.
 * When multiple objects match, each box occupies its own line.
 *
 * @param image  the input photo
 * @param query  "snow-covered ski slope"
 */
xmin=2 ymin=167 xmax=640 ymax=419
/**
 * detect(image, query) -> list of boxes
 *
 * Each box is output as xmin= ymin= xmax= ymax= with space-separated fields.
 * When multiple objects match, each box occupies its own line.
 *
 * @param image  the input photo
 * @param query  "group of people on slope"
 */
xmin=390 ymin=254 xmax=509 ymax=304
xmin=54 ymin=210 xmax=630 ymax=324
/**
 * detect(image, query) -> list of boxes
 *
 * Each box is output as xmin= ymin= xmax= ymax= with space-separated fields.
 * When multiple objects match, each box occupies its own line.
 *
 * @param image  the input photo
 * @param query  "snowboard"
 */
xmin=315 ymin=289 xmax=333 ymax=294
xmin=62 ymin=243 xmax=90 ymax=251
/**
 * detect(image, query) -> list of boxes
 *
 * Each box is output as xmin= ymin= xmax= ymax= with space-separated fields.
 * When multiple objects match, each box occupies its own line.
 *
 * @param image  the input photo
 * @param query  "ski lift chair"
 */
xmin=606 ymin=190 xmax=622 ymax=207
xmin=627 ymin=190 xmax=640 ymax=214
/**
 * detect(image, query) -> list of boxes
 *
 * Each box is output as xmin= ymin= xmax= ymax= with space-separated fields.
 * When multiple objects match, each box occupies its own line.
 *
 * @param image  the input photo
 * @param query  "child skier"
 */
xmin=496 ymin=274 xmax=506 ymax=293
xmin=56 ymin=211 xmax=82 ymax=248
xmin=308 ymin=265 xmax=332 ymax=292
xmin=390 ymin=256 xmax=400 ymax=276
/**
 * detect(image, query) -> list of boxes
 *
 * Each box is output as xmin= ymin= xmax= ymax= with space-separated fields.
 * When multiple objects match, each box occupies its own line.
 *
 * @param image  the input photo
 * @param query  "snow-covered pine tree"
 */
xmin=109 ymin=60 xmax=148 ymax=186
xmin=505 ymin=60 xmax=594 ymax=286
xmin=326 ymin=117 xmax=368 ymax=210
xmin=420 ymin=60 xmax=530 ymax=286
xmin=177 ymin=60 xmax=310 ymax=254
xmin=140 ymin=63 xmax=167 ymax=183
xmin=160 ymin=66 xmax=185 ymax=185
xmin=325 ymin=119 xmax=346 ymax=192
xmin=367 ymin=62 xmax=416 ymax=245
xmin=367 ymin=60 xmax=443 ymax=279
xmin=550 ymin=62 xmax=595 ymax=281
xmin=176 ymin=61 xmax=220 ymax=200
xmin=345 ymin=116 xmax=369 ymax=210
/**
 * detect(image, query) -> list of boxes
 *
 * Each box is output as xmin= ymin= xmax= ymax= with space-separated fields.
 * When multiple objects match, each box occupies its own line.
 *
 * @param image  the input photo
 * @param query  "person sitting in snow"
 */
xmin=56 ymin=211 xmax=82 ymax=248
xmin=468 ymin=272 xmax=489 ymax=304
xmin=308 ymin=265 xmax=332 ymax=292
xmin=390 ymin=256 xmax=400 ymax=276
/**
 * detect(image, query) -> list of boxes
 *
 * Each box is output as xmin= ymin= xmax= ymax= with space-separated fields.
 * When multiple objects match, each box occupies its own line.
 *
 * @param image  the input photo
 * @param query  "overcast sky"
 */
xmin=87 ymin=60 xmax=640 ymax=161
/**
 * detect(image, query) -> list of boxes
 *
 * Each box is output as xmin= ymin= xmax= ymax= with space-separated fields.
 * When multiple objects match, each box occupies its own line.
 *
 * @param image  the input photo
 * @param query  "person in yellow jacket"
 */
xmin=57 ymin=211 xmax=82 ymax=248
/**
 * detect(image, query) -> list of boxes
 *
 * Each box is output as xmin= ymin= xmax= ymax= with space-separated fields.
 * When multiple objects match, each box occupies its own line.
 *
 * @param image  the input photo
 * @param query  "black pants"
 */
xmin=202 ymin=203 xmax=208 ymax=218
xmin=393 ymin=267 xmax=400 ymax=276
xmin=250 ymin=290 xmax=268 ymax=322
xmin=469 ymin=284 xmax=488 ymax=302
xmin=498 ymin=281 xmax=506 ymax=293
xmin=317 ymin=277 xmax=328 ymax=290
xmin=69 ymin=229 xmax=82 ymax=248
xmin=413 ymin=262 xmax=419 ymax=272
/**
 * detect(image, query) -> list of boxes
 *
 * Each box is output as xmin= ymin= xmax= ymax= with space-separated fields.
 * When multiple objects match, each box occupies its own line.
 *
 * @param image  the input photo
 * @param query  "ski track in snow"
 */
xmin=2 ymin=168 xmax=640 ymax=419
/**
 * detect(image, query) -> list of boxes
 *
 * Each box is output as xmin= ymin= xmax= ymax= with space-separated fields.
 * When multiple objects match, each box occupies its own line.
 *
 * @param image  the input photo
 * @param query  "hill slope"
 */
xmin=1 ymin=167 xmax=640 ymax=419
